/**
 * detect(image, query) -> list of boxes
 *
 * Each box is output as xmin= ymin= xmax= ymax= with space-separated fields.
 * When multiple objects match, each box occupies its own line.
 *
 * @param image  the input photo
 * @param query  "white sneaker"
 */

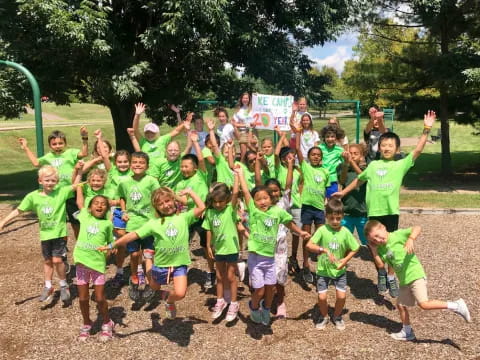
xmin=454 ymin=298 xmax=472 ymax=322
xmin=315 ymin=317 xmax=329 ymax=330
xmin=212 ymin=299 xmax=228 ymax=319
xmin=334 ymin=317 xmax=346 ymax=331
xmin=391 ymin=329 xmax=416 ymax=341
xmin=226 ymin=302 xmax=239 ymax=322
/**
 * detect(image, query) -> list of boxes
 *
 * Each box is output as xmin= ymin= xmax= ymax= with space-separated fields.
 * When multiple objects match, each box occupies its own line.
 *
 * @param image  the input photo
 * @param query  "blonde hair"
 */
xmin=87 ymin=168 xmax=107 ymax=184
xmin=363 ymin=220 xmax=383 ymax=241
xmin=38 ymin=165 xmax=59 ymax=180
xmin=151 ymin=187 xmax=177 ymax=222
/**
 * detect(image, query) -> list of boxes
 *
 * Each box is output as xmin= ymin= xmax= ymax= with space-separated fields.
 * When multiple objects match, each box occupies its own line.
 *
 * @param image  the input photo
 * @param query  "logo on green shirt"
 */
xmin=129 ymin=186 xmax=143 ymax=204
xmin=41 ymin=205 xmax=54 ymax=217
xmin=166 ymin=169 xmax=174 ymax=177
xmin=376 ymin=168 xmax=388 ymax=180
xmin=314 ymin=175 xmax=324 ymax=183
xmin=165 ymin=222 xmax=179 ymax=242
xmin=51 ymin=158 xmax=64 ymax=167
xmin=263 ymin=218 xmax=275 ymax=228
xmin=213 ymin=216 xmax=221 ymax=227
xmin=87 ymin=222 xmax=100 ymax=239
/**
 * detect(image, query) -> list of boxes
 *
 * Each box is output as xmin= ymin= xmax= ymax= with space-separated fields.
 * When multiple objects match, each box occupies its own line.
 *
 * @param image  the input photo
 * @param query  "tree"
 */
xmin=0 ymin=0 xmax=353 ymax=150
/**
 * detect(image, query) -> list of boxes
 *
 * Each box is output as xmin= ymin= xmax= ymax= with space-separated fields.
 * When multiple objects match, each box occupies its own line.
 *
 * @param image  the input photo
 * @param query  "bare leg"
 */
xmin=167 ymin=275 xmax=187 ymax=303
xmin=216 ymin=262 xmax=226 ymax=298
xmin=302 ymin=224 xmax=312 ymax=269
xmin=44 ymin=259 xmax=54 ymax=282
xmin=52 ymin=256 xmax=66 ymax=281
xmin=94 ymin=284 xmax=110 ymax=323
xmin=227 ymin=263 xmax=238 ymax=302
xmin=276 ymin=284 xmax=285 ymax=305
xmin=251 ymin=287 xmax=265 ymax=309
xmin=318 ymin=292 xmax=328 ymax=318
xmin=77 ymin=284 xmax=92 ymax=325
xmin=263 ymin=285 xmax=275 ymax=309
xmin=397 ymin=303 xmax=410 ymax=325
xmin=418 ymin=300 xmax=448 ymax=310
xmin=333 ymin=289 xmax=346 ymax=318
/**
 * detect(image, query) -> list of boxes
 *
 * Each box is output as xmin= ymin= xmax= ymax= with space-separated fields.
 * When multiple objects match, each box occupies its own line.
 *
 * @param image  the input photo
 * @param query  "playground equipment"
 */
xmin=382 ymin=108 xmax=395 ymax=131
xmin=0 ymin=60 xmax=44 ymax=156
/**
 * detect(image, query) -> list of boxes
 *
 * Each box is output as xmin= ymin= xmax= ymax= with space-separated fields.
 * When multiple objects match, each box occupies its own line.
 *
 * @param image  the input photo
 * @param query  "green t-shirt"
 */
xmin=202 ymin=147 xmax=215 ymax=186
xmin=377 ymin=228 xmax=426 ymax=286
xmin=106 ymin=166 xmax=133 ymax=200
xmin=202 ymin=204 xmax=239 ymax=255
xmin=276 ymin=164 xmax=302 ymax=209
xmin=319 ymin=143 xmax=344 ymax=183
xmin=18 ymin=186 xmax=74 ymax=241
xmin=247 ymin=201 xmax=292 ymax=257
xmin=38 ymin=149 xmax=80 ymax=186
xmin=357 ymin=152 xmax=414 ymax=216
xmin=264 ymin=154 xmax=276 ymax=178
xmin=139 ymin=134 xmax=171 ymax=159
xmin=148 ymin=157 xmax=182 ymax=188
xmin=240 ymin=163 xmax=256 ymax=190
xmin=214 ymin=153 xmax=234 ymax=187
xmin=300 ymin=162 xmax=330 ymax=210
xmin=136 ymin=210 xmax=197 ymax=267
xmin=117 ymin=175 xmax=160 ymax=231
xmin=73 ymin=208 xmax=114 ymax=273
xmin=174 ymin=170 xmax=208 ymax=210
xmin=311 ymin=225 xmax=360 ymax=278
xmin=82 ymin=184 xmax=112 ymax=208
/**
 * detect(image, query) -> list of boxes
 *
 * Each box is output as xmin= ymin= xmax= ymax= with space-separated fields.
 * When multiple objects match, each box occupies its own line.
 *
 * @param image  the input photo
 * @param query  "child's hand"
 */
xmin=256 ymin=151 xmax=264 ymax=160
xmin=342 ymin=151 xmax=350 ymax=162
xmin=423 ymin=110 xmax=436 ymax=128
xmin=170 ymin=104 xmax=181 ymax=114
xmin=75 ymin=160 xmax=85 ymax=171
xmin=127 ymin=128 xmax=135 ymax=137
xmin=135 ymin=102 xmax=146 ymax=115
xmin=336 ymin=258 xmax=348 ymax=270
xmin=292 ymin=102 xmax=298 ymax=112
xmin=233 ymin=165 xmax=243 ymax=176
xmin=299 ymin=230 xmax=311 ymax=240
xmin=331 ymin=191 xmax=344 ymax=198
xmin=121 ymin=212 xmax=129 ymax=222
xmin=189 ymin=131 xmax=199 ymax=143
xmin=178 ymin=189 xmax=192 ymax=197
xmin=97 ymin=245 xmax=110 ymax=252
xmin=404 ymin=238 xmax=415 ymax=254
xmin=80 ymin=126 xmax=88 ymax=137
xmin=206 ymin=247 xmax=214 ymax=261
xmin=286 ymin=156 xmax=294 ymax=167
xmin=206 ymin=118 xmax=216 ymax=131
xmin=94 ymin=129 xmax=102 ymax=139
xmin=18 ymin=137 xmax=28 ymax=150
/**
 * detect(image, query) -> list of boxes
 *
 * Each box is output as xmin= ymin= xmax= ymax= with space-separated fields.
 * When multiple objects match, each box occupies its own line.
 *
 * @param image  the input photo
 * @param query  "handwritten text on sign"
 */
xmin=251 ymin=93 xmax=293 ymax=131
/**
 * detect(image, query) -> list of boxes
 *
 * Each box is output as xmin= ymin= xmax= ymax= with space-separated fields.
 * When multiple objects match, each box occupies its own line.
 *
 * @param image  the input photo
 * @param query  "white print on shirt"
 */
xmin=87 ymin=222 xmax=100 ymax=239
xmin=41 ymin=204 xmax=54 ymax=218
xmin=51 ymin=158 xmax=64 ymax=168
xmin=314 ymin=175 xmax=324 ymax=183
xmin=129 ymin=186 xmax=143 ymax=204
xmin=213 ymin=215 xmax=221 ymax=227
xmin=165 ymin=222 xmax=179 ymax=243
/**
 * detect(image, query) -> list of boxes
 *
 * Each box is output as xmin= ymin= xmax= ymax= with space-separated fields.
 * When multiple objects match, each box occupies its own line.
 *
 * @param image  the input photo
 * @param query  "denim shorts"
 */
xmin=316 ymin=273 xmax=347 ymax=293
xmin=126 ymin=235 xmax=154 ymax=254
xmin=325 ymin=182 xmax=339 ymax=199
xmin=151 ymin=265 xmax=188 ymax=285
xmin=41 ymin=237 xmax=67 ymax=260
xmin=112 ymin=207 xmax=126 ymax=229
xmin=215 ymin=253 xmax=239 ymax=263
xmin=301 ymin=204 xmax=325 ymax=226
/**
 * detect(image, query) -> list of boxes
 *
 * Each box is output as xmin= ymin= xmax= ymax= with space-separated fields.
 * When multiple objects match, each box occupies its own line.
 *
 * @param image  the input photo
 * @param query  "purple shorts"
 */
xmin=247 ymin=252 xmax=276 ymax=289
xmin=76 ymin=263 xmax=105 ymax=286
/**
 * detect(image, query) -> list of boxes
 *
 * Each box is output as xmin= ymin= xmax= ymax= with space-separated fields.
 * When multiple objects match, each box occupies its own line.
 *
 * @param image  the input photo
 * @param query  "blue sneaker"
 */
xmin=249 ymin=301 xmax=263 ymax=324
xmin=259 ymin=300 xmax=271 ymax=326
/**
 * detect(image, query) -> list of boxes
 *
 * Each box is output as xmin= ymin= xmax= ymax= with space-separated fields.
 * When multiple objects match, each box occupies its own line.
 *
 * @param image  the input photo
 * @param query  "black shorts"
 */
xmin=189 ymin=220 xmax=207 ymax=247
xmin=66 ymin=197 xmax=80 ymax=225
xmin=41 ymin=237 xmax=67 ymax=260
xmin=368 ymin=215 xmax=399 ymax=232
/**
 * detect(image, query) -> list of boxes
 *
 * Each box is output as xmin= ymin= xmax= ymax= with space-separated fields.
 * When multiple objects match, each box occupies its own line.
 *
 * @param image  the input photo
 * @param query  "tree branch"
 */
xmin=368 ymin=30 xmax=439 ymax=45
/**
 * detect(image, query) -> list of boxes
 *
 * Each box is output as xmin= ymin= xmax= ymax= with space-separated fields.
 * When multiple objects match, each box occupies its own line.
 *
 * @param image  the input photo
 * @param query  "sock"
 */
xmin=402 ymin=325 xmax=412 ymax=334
xmin=217 ymin=298 xmax=224 ymax=302
xmin=137 ymin=264 xmax=143 ymax=273
xmin=447 ymin=301 xmax=459 ymax=310
xmin=45 ymin=280 xmax=52 ymax=289
xmin=116 ymin=267 xmax=124 ymax=275
xmin=230 ymin=301 xmax=238 ymax=305
xmin=59 ymin=279 xmax=67 ymax=287
xmin=387 ymin=275 xmax=395 ymax=281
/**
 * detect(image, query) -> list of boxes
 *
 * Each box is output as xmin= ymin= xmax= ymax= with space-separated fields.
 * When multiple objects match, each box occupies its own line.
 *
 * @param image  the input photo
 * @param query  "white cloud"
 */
xmin=311 ymin=46 xmax=352 ymax=74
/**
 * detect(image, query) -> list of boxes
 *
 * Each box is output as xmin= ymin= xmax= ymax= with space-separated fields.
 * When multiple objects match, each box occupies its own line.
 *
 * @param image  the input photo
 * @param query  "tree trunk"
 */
xmin=439 ymin=86 xmax=451 ymax=175
xmin=108 ymin=100 xmax=135 ymax=153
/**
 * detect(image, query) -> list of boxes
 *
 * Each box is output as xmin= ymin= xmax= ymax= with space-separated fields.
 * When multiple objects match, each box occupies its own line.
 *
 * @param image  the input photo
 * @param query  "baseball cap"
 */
xmin=144 ymin=123 xmax=159 ymax=133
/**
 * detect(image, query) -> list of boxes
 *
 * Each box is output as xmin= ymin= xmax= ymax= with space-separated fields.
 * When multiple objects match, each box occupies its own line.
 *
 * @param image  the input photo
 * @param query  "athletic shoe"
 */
xmin=249 ymin=301 xmax=263 ymax=324
xmin=288 ymin=257 xmax=301 ymax=274
xmin=334 ymin=317 xmax=346 ymax=331
xmin=78 ymin=325 xmax=91 ymax=342
xmin=212 ymin=298 xmax=228 ymax=319
xmin=39 ymin=286 xmax=55 ymax=302
xmin=302 ymin=268 xmax=314 ymax=284
xmin=454 ymin=299 xmax=472 ymax=322
xmin=205 ymin=272 xmax=215 ymax=289
xmin=226 ymin=302 xmax=239 ymax=322
xmin=99 ymin=320 xmax=114 ymax=342
xmin=388 ymin=277 xmax=399 ymax=298
xmin=237 ymin=261 xmax=246 ymax=282
xmin=377 ymin=270 xmax=388 ymax=294
xmin=315 ymin=317 xmax=329 ymax=330
xmin=165 ymin=303 xmax=177 ymax=320
xmin=128 ymin=276 xmax=140 ymax=302
xmin=60 ymin=286 xmax=71 ymax=302
xmin=111 ymin=273 xmax=124 ymax=288
xmin=142 ymin=285 xmax=155 ymax=302
xmin=391 ymin=329 xmax=416 ymax=341
xmin=137 ymin=270 xmax=146 ymax=290
xmin=276 ymin=302 xmax=287 ymax=319
xmin=261 ymin=307 xmax=271 ymax=326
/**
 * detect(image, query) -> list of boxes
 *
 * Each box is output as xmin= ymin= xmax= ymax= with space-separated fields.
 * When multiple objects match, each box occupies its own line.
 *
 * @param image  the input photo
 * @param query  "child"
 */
xmin=117 ymin=151 xmax=160 ymax=300
xmin=295 ymin=132 xmax=330 ymax=284
xmin=236 ymin=167 xmax=309 ymax=326
xmin=232 ymin=92 xmax=253 ymax=161
xmin=201 ymin=133 xmax=219 ymax=186
xmin=99 ymin=187 xmax=206 ymax=319
xmin=319 ymin=125 xmax=345 ymax=199
xmin=76 ymin=168 xmax=112 ymax=209
xmin=364 ymin=108 xmax=387 ymax=163
xmin=0 ymin=165 xmax=83 ymax=302
xmin=327 ymin=117 xmax=349 ymax=148
xmin=365 ymin=220 xmax=471 ymax=340
xmin=19 ymin=128 xmax=89 ymax=238
xmin=131 ymin=102 xmax=188 ymax=159
xmin=73 ymin=195 xmax=114 ymax=342
xmin=206 ymin=119 xmax=235 ymax=187
xmin=338 ymin=144 xmax=368 ymax=245
xmin=290 ymin=113 xmax=319 ymax=160
xmin=306 ymin=199 xmax=360 ymax=330
xmin=261 ymin=138 xmax=276 ymax=178
xmin=203 ymin=181 xmax=240 ymax=322
xmin=190 ymin=115 xmax=208 ymax=155
xmin=335 ymin=111 xmax=437 ymax=296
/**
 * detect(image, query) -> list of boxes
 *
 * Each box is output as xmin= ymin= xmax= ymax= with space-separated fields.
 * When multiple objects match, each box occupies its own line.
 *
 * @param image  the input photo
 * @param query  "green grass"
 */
xmin=1 ymin=103 xmax=479 ymax=205
xmin=400 ymin=193 xmax=480 ymax=208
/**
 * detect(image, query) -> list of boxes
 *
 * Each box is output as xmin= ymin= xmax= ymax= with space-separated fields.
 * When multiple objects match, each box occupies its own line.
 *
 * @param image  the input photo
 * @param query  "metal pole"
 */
xmin=0 ymin=60 xmax=44 ymax=156
xmin=355 ymin=101 xmax=361 ymax=144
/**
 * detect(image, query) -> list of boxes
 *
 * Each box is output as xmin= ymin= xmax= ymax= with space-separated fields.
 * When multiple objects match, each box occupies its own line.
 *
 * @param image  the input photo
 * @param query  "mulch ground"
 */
xmin=0 ymin=211 xmax=478 ymax=360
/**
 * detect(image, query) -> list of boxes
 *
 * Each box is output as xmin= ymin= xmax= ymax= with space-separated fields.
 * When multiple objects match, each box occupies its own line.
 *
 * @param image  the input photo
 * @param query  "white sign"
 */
xmin=251 ymin=93 xmax=293 ymax=131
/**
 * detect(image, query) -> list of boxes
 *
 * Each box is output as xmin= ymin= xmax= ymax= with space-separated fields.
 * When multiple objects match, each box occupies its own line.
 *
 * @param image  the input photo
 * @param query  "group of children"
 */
xmin=0 ymin=94 xmax=472 ymax=343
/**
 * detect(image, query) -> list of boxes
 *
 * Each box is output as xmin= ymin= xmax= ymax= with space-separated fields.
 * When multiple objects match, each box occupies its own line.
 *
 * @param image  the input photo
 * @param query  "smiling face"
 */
xmin=267 ymin=183 xmax=281 ymax=204
xmin=301 ymin=115 xmax=312 ymax=130
xmin=49 ymin=137 xmax=66 ymax=154
xmin=253 ymin=190 xmax=272 ymax=212
xmin=89 ymin=196 xmax=109 ymax=219
xmin=130 ymin=156 xmax=148 ymax=175
xmin=180 ymin=158 xmax=196 ymax=178
xmin=95 ymin=141 xmax=111 ymax=157
xmin=298 ymin=98 xmax=307 ymax=112
xmin=89 ymin=174 xmax=106 ymax=191
xmin=154 ymin=194 xmax=177 ymax=216
xmin=217 ymin=111 xmax=228 ymax=125
xmin=115 ymin=155 xmax=130 ymax=172
xmin=324 ymin=131 xmax=337 ymax=148
xmin=367 ymin=223 xmax=389 ymax=246
xmin=241 ymin=94 xmax=250 ymax=107
xmin=39 ymin=173 xmax=59 ymax=192
xmin=166 ymin=142 xmax=181 ymax=162
xmin=308 ymin=147 xmax=322 ymax=166
xmin=326 ymin=213 xmax=343 ymax=231
xmin=144 ymin=130 xmax=158 ymax=142
xmin=379 ymin=138 xmax=397 ymax=160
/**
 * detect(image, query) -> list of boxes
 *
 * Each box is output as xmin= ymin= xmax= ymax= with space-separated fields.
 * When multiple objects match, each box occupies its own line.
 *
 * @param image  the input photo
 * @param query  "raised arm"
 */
xmin=179 ymin=188 xmax=206 ymax=218
xmin=71 ymin=160 xmax=84 ymax=187
xmin=127 ymin=128 xmax=141 ymax=152
xmin=78 ymin=126 xmax=89 ymax=158
xmin=412 ymin=110 xmax=436 ymax=161
xmin=254 ymin=152 xmax=263 ymax=186
xmin=170 ymin=104 xmax=182 ymax=125
xmin=231 ymin=172 xmax=240 ymax=207
xmin=18 ymin=138 xmax=40 ymax=167
xmin=206 ymin=119 xmax=220 ymax=156
xmin=94 ymin=129 xmax=112 ymax=171
xmin=76 ymin=184 xmax=85 ymax=209
xmin=132 ymin=102 xmax=146 ymax=141
xmin=190 ymin=131 xmax=206 ymax=173
xmin=168 ymin=112 xmax=192 ymax=138
xmin=285 ymin=156 xmax=294 ymax=193
xmin=295 ymin=129 xmax=304 ymax=164
xmin=234 ymin=166 xmax=251 ymax=205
